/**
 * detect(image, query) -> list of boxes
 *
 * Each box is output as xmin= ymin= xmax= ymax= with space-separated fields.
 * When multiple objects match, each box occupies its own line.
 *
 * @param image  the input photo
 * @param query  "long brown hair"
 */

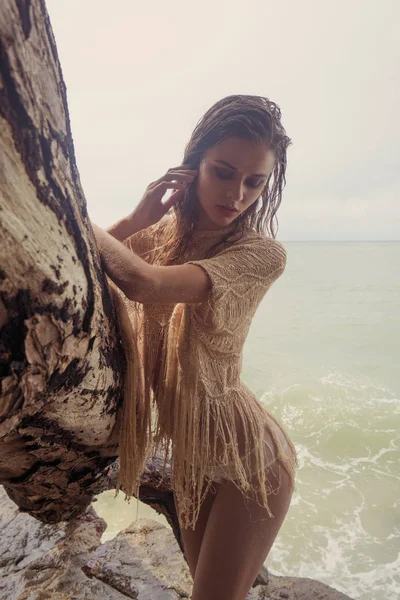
xmin=154 ymin=95 xmax=291 ymax=265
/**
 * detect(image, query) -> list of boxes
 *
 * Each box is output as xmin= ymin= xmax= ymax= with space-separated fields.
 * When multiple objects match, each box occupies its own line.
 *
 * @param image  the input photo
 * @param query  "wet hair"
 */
xmin=155 ymin=94 xmax=291 ymax=264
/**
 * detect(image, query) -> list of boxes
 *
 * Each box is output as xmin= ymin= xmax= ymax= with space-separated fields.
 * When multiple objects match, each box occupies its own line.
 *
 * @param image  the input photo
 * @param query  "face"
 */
xmin=195 ymin=137 xmax=275 ymax=230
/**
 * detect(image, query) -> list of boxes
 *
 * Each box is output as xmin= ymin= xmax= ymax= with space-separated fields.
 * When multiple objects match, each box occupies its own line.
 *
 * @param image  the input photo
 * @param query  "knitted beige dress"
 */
xmin=114 ymin=215 xmax=298 ymax=530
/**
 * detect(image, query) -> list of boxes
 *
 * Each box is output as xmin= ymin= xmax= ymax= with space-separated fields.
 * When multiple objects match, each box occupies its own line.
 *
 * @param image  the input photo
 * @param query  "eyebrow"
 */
xmin=214 ymin=159 xmax=268 ymax=178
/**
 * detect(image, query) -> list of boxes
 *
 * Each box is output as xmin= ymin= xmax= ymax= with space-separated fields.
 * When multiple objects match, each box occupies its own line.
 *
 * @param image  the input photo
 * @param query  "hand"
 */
xmin=132 ymin=166 xmax=197 ymax=229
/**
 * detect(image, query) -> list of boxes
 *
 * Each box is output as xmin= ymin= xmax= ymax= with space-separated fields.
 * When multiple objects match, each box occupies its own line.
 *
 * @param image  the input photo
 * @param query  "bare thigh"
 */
xmin=174 ymin=482 xmax=219 ymax=579
xmin=191 ymin=461 xmax=294 ymax=600
xmin=175 ymin=423 xmax=296 ymax=592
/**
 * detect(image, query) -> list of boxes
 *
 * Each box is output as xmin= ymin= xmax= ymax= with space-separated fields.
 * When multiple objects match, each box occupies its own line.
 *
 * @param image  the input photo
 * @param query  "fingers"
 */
xmin=162 ymin=187 xmax=184 ymax=209
xmin=167 ymin=165 xmax=197 ymax=177
xmin=148 ymin=166 xmax=197 ymax=189
xmin=153 ymin=181 xmax=186 ymax=193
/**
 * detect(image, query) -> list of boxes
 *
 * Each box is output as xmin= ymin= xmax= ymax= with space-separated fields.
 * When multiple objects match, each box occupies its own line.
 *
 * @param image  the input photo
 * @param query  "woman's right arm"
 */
xmin=106 ymin=166 xmax=197 ymax=243
xmin=106 ymin=210 xmax=148 ymax=242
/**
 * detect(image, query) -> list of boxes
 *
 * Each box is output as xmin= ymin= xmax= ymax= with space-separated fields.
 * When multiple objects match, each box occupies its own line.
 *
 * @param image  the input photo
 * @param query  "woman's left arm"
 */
xmin=92 ymin=223 xmax=210 ymax=304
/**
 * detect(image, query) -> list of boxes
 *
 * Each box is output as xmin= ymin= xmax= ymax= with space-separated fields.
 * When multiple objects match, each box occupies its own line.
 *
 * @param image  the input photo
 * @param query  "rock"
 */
xmin=0 ymin=486 xmax=120 ymax=599
xmin=82 ymin=519 xmax=192 ymax=599
xmin=246 ymin=575 xmax=353 ymax=599
xmin=0 ymin=487 xmax=354 ymax=599
xmin=254 ymin=564 xmax=269 ymax=586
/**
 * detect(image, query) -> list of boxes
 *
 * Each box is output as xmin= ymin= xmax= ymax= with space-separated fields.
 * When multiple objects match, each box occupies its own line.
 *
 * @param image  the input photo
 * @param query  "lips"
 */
xmin=218 ymin=205 xmax=239 ymax=213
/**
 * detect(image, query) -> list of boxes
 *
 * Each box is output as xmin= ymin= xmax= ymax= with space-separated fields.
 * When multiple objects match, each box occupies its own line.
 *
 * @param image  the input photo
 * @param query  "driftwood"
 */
xmin=0 ymin=0 xmax=181 ymax=534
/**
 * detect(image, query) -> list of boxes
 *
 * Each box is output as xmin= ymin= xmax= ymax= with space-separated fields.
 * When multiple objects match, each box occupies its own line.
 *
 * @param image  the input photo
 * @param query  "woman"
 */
xmin=92 ymin=94 xmax=298 ymax=600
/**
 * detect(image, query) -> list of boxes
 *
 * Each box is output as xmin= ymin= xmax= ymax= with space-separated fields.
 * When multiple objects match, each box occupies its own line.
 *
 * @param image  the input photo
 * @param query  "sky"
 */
xmin=46 ymin=0 xmax=399 ymax=241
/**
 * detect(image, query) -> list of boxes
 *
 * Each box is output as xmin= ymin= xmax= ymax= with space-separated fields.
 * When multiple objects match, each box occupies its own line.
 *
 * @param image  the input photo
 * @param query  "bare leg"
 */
xmin=191 ymin=462 xmax=293 ymax=600
xmin=174 ymin=482 xmax=219 ymax=579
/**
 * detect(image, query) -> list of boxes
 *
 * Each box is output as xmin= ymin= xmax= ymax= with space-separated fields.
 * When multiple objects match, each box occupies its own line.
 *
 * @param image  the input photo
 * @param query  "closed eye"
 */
xmin=246 ymin=179 xmax=264 ymax=189
xmin=214 ymin=166 xmax=233 ymax=180
xmin=214 ymin=166 xmax=265 ymax=189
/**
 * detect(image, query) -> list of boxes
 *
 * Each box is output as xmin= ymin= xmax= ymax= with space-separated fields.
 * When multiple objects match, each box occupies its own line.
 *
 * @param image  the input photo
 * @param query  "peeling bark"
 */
xmin=0 ymin=0 xmax=126 ymax=523
xmin=0 ymin=0 xmax=186 ymax=558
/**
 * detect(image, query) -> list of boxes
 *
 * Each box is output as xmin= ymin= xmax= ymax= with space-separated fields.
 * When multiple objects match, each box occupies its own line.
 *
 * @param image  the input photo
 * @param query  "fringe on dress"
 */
xmin=111 ymin=219 xmax=299 ymax=530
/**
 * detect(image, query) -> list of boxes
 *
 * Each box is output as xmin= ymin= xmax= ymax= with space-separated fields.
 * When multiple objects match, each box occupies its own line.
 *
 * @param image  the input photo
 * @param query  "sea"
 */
xmin=95 ymin=241 xmax=400 ymax=600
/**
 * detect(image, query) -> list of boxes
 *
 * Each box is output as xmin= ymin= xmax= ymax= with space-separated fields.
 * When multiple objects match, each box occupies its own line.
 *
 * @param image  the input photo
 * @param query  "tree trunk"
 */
xmin=0 ymin=0 xmax=178 ymax=529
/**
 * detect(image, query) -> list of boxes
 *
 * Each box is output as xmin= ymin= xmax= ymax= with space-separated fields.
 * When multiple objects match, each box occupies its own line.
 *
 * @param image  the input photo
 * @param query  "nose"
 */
xmin=227 ymin=181 xmax=245 ymax=203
